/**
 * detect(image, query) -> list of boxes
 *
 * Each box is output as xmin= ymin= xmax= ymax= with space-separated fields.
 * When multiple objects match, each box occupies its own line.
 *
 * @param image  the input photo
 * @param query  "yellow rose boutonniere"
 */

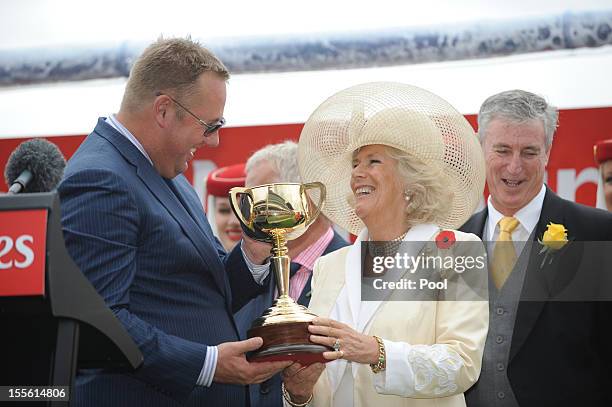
xmin=538 ymin=222 xmax=569 ymax=267
xmin=542 ymin=223 xmax=568 ymax=249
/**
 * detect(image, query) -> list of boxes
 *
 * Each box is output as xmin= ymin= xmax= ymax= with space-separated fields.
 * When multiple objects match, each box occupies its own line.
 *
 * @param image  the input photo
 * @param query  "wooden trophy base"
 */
xmin=247 ymin=321 xmax=331 ymax=365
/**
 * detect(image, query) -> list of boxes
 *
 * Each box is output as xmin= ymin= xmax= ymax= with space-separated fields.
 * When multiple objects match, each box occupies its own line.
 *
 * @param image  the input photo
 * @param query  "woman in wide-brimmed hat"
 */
xmin=594 ymin=139 xmax=612 ymax=212
xmin=282 ymin=82 xmax=489 ymax=407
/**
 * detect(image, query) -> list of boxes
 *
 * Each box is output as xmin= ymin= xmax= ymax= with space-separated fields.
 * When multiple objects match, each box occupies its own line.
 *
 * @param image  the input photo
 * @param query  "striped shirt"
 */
xmin=289 ymin=227 xmax=334 ymax=300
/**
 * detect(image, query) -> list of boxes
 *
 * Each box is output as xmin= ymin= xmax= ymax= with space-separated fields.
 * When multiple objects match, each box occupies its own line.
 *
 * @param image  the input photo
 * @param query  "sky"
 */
xmin=1 ymin=0 xmax=611 ymax=137
xmin=1 ymin=0 xmax=611 ymax=49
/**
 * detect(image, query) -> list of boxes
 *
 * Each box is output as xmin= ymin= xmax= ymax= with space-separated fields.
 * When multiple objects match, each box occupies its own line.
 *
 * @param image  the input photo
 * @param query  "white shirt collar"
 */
xmin=596 ymin=167 xmax=608 ymax=210
xmin=486 ymin=184 xmax=546 ymax=240
xmin=105 ymin=114 xmax=154 ymax=165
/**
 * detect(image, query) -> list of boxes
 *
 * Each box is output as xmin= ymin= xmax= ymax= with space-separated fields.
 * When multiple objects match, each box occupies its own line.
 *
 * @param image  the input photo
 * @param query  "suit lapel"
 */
xmin=94 ymin=120 xmax=228 ymax=297
xmin=510 ymin=187 xmax=574 ymax=361
xmin=532 ymin=187 xmax=575 ymax=292
xmin=508 ymin=236 xmax=549 ymax=361
xmin=308 ymin=251 xmax=347 ymax=320
xmin=166 ymin=177 xmax=230 ymax=299
xmin=460 ymin=207 xmax=488 ymax=236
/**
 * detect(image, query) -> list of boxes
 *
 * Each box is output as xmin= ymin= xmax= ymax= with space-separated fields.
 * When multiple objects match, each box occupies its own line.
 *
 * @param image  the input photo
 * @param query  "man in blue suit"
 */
xmin=58 ymin=38 xmax=290 ymax=406
xmin=237 ymin=141 xmax=349 ymax=406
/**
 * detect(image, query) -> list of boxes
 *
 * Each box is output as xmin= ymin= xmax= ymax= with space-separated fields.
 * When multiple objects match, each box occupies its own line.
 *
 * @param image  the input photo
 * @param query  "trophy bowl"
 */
xmin=230 ymin=182 xmax=332 ymax=364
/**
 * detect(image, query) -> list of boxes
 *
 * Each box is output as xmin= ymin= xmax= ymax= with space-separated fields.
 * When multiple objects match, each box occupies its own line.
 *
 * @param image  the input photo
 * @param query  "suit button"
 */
xmin=496 ymin=362 xmax=505 ymax=371
xmin=496 ymin=307 xmax=504 ymax=315
xmin=495 ymin=335 xmax=504 ymax=344
xmin=497 ymin=391 xmax=505 ymax=399
xmin=260 ymin=383 xmax=270 ymax=395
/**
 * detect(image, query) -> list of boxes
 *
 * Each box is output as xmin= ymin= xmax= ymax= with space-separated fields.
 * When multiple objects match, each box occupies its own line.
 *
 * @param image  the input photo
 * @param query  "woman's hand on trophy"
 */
xmin=309 ymin=317 xmax=379 ymax=364
xmin=282 ymin=362 xmax=324 ymax=404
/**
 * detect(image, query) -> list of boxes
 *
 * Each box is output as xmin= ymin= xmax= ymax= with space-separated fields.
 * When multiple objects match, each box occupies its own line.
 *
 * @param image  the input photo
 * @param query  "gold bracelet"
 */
xmin=370 ymin=335 xmax=386 ymax=373
xmin=282 ymin=382 xmax=313 ymax=406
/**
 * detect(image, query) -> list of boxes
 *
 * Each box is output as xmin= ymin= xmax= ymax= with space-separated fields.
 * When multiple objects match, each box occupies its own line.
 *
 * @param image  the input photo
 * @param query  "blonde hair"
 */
xmin=349 ymin=145 xmax=452 ymax=228
xmin=121 ymin=37 xmax=229 ymax=113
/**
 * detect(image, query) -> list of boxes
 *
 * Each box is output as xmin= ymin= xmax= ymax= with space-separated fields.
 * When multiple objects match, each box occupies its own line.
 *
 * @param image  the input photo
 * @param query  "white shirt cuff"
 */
xmin=197 ymin=345 xmax=218 ymax=387
xmin=373 ymin=339 xmax=416 ymax=396
xmin=240 ymin=240 xmax=270 ymax=285
xmin=373 ymin=339 xmax=463 ymax=397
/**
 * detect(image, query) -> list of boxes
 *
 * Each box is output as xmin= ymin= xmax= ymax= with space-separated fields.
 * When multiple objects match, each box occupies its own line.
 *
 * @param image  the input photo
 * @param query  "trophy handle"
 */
xmin=301 ymin=182 xmax=326 ymax=227
xmin=229 ymin=187 xmax=253 ymax=227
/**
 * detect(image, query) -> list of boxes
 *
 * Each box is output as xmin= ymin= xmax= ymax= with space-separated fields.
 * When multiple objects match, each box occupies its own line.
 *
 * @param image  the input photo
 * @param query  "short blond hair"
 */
xmin=348 ymin=146 xmax=452 ymax=228
xmin=121 ymin=37 xmax=229 ymax=112
xmin=387 ymin=146 xmax=453 ymax=228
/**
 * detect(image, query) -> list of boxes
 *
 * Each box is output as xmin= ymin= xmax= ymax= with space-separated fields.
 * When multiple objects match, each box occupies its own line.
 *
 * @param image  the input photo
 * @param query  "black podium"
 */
xmin=0 ymin=192 xmax=143 ymax=406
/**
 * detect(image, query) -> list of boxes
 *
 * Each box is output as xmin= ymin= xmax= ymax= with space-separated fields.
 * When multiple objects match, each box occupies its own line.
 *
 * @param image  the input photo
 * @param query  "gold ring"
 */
xmin=333 ymin=338 xmax=341 ymax=352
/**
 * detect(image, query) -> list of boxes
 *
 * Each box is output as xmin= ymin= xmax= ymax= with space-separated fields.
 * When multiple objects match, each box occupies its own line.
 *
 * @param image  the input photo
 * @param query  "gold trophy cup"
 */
xmin=229 ymin=182 xmax=330 ymax=364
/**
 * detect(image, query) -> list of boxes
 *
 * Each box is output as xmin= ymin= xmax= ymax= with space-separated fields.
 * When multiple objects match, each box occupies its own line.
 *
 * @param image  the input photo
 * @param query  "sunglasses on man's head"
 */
xmin=155 ymin=92 xmax=225 ymax=135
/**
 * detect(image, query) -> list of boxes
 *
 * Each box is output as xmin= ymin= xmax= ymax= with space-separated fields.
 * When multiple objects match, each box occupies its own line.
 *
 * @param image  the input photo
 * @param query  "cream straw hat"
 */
xmin=298 ymin=82 xmax=485 ymax=235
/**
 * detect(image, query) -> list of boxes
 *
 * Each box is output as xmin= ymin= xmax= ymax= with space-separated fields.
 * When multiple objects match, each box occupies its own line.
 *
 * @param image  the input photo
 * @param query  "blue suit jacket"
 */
xmin=234 ymin=232 xmax=348 ymax=407
xmin=59 ymin=119 xmax=265 ymax=406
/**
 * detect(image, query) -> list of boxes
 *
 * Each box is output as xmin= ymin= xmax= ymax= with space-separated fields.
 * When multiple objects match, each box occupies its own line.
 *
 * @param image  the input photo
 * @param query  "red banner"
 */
xmin=1 ymin=107 xmax=611 ymax=206
xmin=0 ymin=209 xmax=48 ymax=297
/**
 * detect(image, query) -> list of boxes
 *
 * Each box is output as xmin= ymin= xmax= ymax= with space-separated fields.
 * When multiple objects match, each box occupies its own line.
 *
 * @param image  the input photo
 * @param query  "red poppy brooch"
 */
xmin=435 ymin=230 xmax=456 ymax=249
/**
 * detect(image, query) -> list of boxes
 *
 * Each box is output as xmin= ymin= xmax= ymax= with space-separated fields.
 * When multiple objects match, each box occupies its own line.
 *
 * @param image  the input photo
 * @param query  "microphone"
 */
xmin=4 ymin=138 xmax=66 ymax=194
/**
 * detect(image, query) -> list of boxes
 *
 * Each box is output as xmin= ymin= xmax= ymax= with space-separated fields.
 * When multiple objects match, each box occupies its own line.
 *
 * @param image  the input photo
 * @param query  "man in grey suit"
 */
xmin=461 ymin=90 xmax=612 ymax=407
xmin=58 ymin=37 xmax=289 ymax=406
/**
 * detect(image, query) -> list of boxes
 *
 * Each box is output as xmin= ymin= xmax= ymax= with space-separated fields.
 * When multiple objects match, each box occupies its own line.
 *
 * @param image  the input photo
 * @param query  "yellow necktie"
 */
xmin=491 ymin=216 xmax=520 ymax=289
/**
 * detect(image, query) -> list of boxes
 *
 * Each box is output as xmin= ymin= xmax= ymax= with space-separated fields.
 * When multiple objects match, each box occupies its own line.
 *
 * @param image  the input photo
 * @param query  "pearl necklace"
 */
xmin=369 ymin=230 xmax=408 ymax=242
xmin=390 ymin=231 xmax=408 ymax=242
xmin=367 ymin=230 xmax=409 ymax=258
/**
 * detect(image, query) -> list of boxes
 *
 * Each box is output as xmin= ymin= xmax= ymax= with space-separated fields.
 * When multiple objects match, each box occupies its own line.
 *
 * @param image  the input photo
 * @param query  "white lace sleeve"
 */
xmin=373 ymin=340 xmax=464 ymax=397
